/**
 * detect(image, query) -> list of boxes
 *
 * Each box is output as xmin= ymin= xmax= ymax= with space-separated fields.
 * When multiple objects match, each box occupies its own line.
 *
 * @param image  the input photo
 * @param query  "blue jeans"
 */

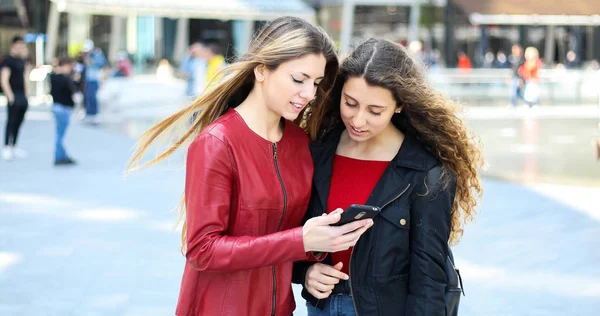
xmin=52 ymin=103 xmax=72 ymax=161
xmin=306 ymin=294 xmax=356 ymax=316
xmin=85 ymin=81 xmax=99 ymax=115
xmin=510 ymin=76 xmax=522 ymax=107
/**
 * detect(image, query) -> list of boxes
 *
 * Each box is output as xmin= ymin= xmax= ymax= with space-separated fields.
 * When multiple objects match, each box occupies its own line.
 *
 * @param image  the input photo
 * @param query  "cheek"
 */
xmin=339 ymin=104 xmax=354 ymax=121
xmin=371 ymin=114 xmax=395 ymax=131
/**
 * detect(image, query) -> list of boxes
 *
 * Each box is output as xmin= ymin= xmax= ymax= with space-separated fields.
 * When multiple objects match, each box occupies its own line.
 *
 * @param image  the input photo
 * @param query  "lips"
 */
xmin=349 ymin=125 xmax=367 ymax=136
xmin=290 ymin=102 xmax=306 ymax=112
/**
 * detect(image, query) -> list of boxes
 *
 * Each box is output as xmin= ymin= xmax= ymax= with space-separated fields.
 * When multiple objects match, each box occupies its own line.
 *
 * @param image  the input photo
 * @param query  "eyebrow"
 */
xmin=343 ymin=92 xmax=387 ymax=108
xmin=297 ymin=72 xmax=324 ymax=80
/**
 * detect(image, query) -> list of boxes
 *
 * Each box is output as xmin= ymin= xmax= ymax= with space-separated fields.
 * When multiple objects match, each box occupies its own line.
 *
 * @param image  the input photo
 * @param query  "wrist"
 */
xmin=302 ymin=225 xmax=311 ymax=252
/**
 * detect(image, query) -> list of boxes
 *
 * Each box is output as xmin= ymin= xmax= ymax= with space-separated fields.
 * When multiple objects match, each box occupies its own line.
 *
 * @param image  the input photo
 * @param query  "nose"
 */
xmin=299 ymin=83 xmax=317 ymax=101
xmin=352 ymin=109 xmax=367 ymax=128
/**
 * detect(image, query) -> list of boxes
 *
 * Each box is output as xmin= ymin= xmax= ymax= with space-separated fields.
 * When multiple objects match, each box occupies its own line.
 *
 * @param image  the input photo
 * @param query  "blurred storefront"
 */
xmin=307 ymin=0 xmax=600 ymax=67
xmin=42 ymin=0 xmax=315 ymax=68
xmin=3 ymin=0 xmax=600 ymax=69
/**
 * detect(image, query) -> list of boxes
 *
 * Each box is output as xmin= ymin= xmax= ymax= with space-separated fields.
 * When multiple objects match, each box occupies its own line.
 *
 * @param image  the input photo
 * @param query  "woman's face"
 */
xmin=259 ymin=53 xmax=326 ymax=121
xmin=340 ymin=77 xmax=399 ymax=142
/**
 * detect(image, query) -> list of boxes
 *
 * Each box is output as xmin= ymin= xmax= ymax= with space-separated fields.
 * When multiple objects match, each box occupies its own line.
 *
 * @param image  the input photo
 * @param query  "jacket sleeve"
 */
xmin=185 ymin=133 xmax=311 ymax=272
xmin=405 ymin=165 xmax=456 ymax=316
xmin=292 ymin=183 xmax=324 ymax=284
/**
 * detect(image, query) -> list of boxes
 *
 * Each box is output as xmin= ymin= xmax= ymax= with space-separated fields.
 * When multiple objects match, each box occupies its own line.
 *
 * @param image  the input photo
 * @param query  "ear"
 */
xmin=395 ymin=105 xmax=403 ymax=114
xmin=254 ymin=64 xmax=266 ymax=82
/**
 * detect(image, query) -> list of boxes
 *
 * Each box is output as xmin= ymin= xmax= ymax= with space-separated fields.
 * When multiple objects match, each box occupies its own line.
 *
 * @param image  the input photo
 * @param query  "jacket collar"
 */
xmin=311 ymin=124 xmax=434 ymax=174
xmin=309 ymin=124 xmax=436 ymax=213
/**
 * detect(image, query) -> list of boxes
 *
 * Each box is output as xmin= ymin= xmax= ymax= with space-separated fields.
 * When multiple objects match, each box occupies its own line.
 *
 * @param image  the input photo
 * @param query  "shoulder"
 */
xmin=195 ymin=110 xmax=239 ymax=146
xmin=284 ymin=121 xmax=310 ymax=145
xmin=1 ymin=56 xmax=14 ymax=68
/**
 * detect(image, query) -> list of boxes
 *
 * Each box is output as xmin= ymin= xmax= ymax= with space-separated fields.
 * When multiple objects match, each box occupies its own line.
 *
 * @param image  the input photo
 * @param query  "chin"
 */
xmin=281 ymin=111 xmax=301 ymax=122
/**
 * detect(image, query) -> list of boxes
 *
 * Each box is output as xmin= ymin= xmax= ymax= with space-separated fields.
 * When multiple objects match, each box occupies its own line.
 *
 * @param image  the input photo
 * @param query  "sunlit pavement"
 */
xmin=1 ymin=107 xmax=599 ymax=315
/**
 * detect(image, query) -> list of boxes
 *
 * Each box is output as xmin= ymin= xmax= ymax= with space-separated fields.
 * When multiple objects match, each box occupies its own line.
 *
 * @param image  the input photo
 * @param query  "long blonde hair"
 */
xmin=321 ymin=38 xmax=484 ymax=245
xmin=126 ymin=16 xmax=339 ymax=251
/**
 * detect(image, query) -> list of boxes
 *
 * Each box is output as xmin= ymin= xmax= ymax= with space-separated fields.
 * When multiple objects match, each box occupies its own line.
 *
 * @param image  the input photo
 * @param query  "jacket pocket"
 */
xmin=372 ymin=205 xmax=411 ymax=277
xmin=379 ymin=203 xmax=411 ymax=230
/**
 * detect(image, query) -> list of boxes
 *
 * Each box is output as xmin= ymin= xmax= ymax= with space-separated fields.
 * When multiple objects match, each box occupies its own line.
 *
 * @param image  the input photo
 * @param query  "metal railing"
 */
xmin=428 ymin=68 xmax=600 ymax=106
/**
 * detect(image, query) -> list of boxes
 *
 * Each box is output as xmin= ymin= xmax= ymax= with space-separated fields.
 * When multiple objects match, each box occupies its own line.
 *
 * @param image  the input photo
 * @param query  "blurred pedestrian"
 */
xmin=156 ymin=59 xmax=174 ymax=79
xmin=566 ymin=50 xmax=578 ymax=69
xmin=127 ymin=16 xmax=372 ymax=316
xmin=494 ymin=50 xmax=511 ymax=69
xmin=294 ymin=38 xmax=483 ymax=316
xmin=50 ymin=57 xmax=78 ymax=166
xmin=519 ymin=47 xmax=542 ymax=107
xmin=202 ymin=39 xmax=227 ymax=87
xmin=112 ymin=51 xmax=132 ymax=77
xmin=1 ymin=36 xmax=30 ymax=161
xmin=179 ymin=42 xmax=207 ymax=98
xmin=483 ymin=49 xmax=495 ymax=68
xmin=82 ymin=40 xmax=107 ymax=123
xmin=457 ymin=51 xmax=472 ymax=73
xmin=509 ymin=44 xmax=525 ymax=107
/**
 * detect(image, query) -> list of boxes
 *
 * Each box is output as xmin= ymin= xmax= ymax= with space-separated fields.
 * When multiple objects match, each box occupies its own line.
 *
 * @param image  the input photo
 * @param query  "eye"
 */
xmin=291 ymin=76 xmax=303 ymax=84
xmin=314 ymin=81 xmax=321 ymax=87
xmin=344 ymin=101 xmax=357 ymax=107
xmin=369 ymin=111 xmax=382 ymax=116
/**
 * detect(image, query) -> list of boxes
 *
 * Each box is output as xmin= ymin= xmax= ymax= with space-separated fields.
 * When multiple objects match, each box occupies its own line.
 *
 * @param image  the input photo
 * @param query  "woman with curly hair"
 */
xmin=127 ymin=17 xmax=373 ymax=316
xmin=293 ymin=38 xmax=484 ymax=316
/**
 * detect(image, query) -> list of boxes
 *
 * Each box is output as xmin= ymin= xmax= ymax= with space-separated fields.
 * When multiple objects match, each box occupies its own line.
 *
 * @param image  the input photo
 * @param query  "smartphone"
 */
xmin=330 ymin=204 xmax=380 ymax=226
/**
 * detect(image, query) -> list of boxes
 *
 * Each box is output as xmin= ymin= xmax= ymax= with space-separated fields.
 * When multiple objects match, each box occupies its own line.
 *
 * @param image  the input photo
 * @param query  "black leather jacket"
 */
xmin=293 ymin=126 xmax=457 ymax=316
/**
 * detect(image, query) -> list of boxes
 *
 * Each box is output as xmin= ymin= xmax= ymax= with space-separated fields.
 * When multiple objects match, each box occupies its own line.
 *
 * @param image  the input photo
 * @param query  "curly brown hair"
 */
xmin=310 ymin=38 xmax=484 ymax=244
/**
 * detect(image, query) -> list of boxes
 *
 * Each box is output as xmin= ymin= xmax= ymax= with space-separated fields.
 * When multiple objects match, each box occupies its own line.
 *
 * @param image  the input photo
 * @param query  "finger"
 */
xmin=313 ymin=211 xmax=342 ymax=225
xmin=321 ymin=266 xmax=349 ymax=280
xmin=314 ymin=281 xmax=335 ymax=292
xmin=313 ymin=273 xmax=342 ymax=285
xmin=337 ymin=218 xmax=373 ymax=234
xmin=332 ymin=262 xmax=343 ymax=271
xmin=335 ymin=223 xmax=372 ymax=244
xmin=332 ymin=228 xmax=371 ymax=251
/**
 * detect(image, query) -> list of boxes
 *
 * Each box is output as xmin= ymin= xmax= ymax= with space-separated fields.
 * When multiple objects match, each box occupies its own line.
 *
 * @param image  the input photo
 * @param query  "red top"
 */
xmin=327 ymin=154 xmax=389 ymax=274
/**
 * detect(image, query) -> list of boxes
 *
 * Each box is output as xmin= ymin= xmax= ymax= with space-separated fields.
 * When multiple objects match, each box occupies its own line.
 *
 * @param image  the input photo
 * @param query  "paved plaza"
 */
xmin=1 ymin=104 xmax=599 ymax=315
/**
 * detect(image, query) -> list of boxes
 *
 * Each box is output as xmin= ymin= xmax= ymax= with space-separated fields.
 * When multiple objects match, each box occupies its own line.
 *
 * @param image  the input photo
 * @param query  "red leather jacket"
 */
xmin=176 ymin=109 xmax=315 ymax=316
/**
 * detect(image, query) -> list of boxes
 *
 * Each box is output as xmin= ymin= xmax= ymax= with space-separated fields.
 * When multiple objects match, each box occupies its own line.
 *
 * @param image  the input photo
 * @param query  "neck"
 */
xmin=236 ymin=85 xmax=283 ymax=142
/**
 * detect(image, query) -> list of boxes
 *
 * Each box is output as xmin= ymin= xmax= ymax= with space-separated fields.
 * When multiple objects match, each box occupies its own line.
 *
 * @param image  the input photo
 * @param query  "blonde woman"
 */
xmin=127 ymin=17 xmax=373 ymax=316
xmin=519 ymin=46 xmax=543 ymax=106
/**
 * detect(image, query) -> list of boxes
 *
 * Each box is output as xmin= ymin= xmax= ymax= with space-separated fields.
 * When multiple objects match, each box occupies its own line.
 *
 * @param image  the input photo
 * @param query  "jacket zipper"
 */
xmin=348 ymin=183 xmax=411 ymax=315
xmin=271 ymin=142 xmax=288 ymax=316
xmin=380 ymin=184 xmax=411 ymax=210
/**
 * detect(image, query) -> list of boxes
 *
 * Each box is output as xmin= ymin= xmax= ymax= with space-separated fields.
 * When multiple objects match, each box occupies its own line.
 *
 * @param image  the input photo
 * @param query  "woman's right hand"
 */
xmin=302 ymin=209 xmax=373 ymax=253
xmin=305 ymin=262 xmax=348 ymax=299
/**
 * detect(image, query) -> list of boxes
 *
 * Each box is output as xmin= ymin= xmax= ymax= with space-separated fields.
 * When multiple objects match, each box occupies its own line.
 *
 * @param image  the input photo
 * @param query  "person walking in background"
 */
xmin=50 ymin=57 xmax=78 ymax=166
xmin=457 ymin=51 xmax=472 ymax=71
xmin=495 ymin=50 xmax=511 ymax=69
xmin=113 ymin=51 xmax=132 ymax=77
xmin=509 ymin=44 xmax=525 ymax=107
xmin=179 ymin=42 xmax=207 ymax=99
xmin=1 ymin=36 xmax=30 ymax=161
xmin=519 ymin=47 xmax=543 ymax=107
xmin=127 ymin=16 xmax=373 ymax=316
xmin=82 ymin=40 xmax=106 ymax=124
xmin=293 ymin=38 xmax=483 ymax=316
xmin=202 ymin=39 xmax=227 ymax=87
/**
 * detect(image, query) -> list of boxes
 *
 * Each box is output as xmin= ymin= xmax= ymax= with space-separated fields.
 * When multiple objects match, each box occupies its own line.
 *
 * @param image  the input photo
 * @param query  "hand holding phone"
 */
xmin=330 ymin=204 xmax=380 ymax=227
